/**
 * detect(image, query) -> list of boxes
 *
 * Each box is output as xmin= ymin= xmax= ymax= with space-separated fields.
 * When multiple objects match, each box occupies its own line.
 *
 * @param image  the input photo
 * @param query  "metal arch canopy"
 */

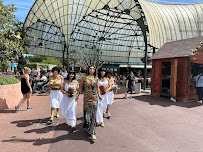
xmin=68 ymin=8 xmax=147 ymax=63
xmin=24 ymin=0 xmax=149 ymax=62
xmin=26 ymin=20 xmax=66 ymax=57
xmin=24 ymin=0 xmax=203 ymax=61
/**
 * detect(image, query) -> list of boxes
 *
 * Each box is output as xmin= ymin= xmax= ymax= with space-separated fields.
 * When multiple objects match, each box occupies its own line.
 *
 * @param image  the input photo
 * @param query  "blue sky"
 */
xmin=3 ymin=0 xmax=203 ymax=22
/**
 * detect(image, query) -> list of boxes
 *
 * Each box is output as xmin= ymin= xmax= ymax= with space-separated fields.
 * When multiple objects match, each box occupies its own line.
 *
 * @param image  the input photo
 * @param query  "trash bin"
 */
xmin=134 ymin=83 xmax=141 ymax=94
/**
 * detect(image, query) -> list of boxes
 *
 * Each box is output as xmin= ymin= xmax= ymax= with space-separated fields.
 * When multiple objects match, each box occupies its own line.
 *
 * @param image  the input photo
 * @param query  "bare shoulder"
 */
xmin=25 ymin=74 xmax=29 ymax=78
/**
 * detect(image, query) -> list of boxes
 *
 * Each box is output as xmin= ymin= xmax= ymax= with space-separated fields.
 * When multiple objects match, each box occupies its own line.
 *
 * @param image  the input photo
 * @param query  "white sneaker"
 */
xmin=170 ymin=97 xmax=176 ymax=102
xmin=197 ymin=100 xmax=202 ymax=103
xmin=124 ymin=93 xmax=127 ymax=99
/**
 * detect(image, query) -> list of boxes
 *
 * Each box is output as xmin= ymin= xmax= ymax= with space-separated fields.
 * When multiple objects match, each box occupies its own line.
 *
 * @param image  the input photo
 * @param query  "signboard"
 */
xmin=11 ymin=63 xmax=17 ymax=68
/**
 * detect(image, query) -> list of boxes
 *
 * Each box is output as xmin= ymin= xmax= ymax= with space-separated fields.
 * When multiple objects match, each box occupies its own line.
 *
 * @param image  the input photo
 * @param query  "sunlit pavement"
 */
xmin=1 ymin=91 xmax=203 ymax=152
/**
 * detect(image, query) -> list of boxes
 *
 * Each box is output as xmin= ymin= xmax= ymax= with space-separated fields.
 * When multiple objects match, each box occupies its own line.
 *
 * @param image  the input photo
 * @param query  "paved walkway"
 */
xmin=1 ymin=92 xmax=203 ymax=152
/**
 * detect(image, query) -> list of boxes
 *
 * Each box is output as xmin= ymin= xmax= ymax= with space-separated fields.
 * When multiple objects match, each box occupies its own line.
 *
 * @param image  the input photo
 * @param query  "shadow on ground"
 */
xmin=0 ymin=110 xmax=16 ymax=113
xmin=3 ymin=117 xmax=94 ymax=145
xmin=11 ymin=118 xmax=43 ymax=127
xmin=134 ymin=95 xmax=202 ymax=108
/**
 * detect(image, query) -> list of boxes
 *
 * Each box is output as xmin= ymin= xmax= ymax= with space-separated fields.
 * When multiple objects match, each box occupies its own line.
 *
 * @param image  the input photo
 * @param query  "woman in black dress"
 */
xmin=15 ymin=67 xmax=32 ymax=112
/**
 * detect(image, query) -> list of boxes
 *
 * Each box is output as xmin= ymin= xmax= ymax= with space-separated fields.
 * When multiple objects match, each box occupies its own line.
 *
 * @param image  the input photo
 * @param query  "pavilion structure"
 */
xmin=24 ymin=0 xmax=203 ymax=89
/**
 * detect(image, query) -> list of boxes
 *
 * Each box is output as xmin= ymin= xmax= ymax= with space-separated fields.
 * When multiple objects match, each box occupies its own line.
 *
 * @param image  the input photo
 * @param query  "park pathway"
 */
xmin=1 ymin=92 xmax=203 ymax=152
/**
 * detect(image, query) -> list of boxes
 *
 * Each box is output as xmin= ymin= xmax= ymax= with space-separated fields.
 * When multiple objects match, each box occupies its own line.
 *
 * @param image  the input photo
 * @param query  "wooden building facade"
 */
xmin=151 ymin=37 xmax=203 ymax=102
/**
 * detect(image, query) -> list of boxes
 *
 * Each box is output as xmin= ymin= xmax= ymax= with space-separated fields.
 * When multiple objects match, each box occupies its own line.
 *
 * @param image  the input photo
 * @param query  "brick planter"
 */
xmin=0 ymin=82 xmax=22 ymax=111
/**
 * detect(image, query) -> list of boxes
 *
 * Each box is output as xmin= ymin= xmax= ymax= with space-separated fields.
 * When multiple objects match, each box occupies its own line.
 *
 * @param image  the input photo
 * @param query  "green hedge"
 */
xmin=0 ymin=74 xmax=20 ymax=85
xmin=21 ymin=63 xmax=37 ymax=69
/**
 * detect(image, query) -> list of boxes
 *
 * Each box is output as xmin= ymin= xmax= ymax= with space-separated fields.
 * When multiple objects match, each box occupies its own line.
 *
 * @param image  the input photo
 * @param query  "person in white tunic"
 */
xmin=48 ymin=67 xmax=64 ymax=122
xmin=96 ymin=68 xmax=111 ymax=127
xmin=106 ymin=70 xmax=117 ymax=118
xmin=60 ymin=71 xmax=79 ymax=131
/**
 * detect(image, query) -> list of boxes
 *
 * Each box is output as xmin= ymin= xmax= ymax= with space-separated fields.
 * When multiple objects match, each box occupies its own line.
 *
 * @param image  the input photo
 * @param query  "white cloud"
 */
xmin=149 ymin=0 xmax=189 ymax=4
xmin=15 ymin=5 xmax=30 ymax=10
xmin=149 ymin=0 xmax=203 ymax=4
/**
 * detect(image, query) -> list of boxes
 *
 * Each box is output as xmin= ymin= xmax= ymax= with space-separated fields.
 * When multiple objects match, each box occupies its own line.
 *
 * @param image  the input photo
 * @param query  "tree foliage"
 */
xmin=0 ymin=1 xmax=31 ymax=62
xmin=25 ymin=55 xmax=45 ymax=63
xmin=25 ymin=55 xmax=62 ymax=66
xmin=42 ymin=56 xmax=62 ymax=65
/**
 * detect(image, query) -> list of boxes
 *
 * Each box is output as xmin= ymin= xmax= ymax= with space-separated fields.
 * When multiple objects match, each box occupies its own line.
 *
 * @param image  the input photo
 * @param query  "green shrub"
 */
xmin=21 ymin=63 xmax=37 ymax=69
xmin=0 ymin=74 xmax=20 ymax=85
xmin=39 ymin=63 xmax=49 ymax=68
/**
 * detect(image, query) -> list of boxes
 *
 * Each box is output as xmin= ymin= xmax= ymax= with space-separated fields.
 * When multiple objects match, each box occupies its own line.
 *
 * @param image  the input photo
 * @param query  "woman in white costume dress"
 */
xmin=48 ymin=67 xmax=64 ymax=122
xmin=106 ymin=70 xmax=116 ymax=118
xmin=96 ymin=68 xmax=111 ymax=127
xmin=60 ymin=71 xmax=79 ymax=131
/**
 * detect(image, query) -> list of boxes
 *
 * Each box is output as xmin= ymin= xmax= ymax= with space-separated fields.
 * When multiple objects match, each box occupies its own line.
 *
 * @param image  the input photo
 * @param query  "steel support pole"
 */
xmin=66 ymin=46 xmax=70 ymax=72
xmin=153 ymin=47 xmax=156 ymax=54
xmin=143 ymin=38 xmax=148 ymax=90
xmin=62 ymin=44 xmax=65 ymax=69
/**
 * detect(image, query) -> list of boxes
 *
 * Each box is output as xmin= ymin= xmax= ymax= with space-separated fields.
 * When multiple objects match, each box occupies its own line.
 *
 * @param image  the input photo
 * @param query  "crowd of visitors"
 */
xmin=10 ymin=67 xmax=67 ymax=81
xmin=115 ymin=73 xmax=151 ymax=88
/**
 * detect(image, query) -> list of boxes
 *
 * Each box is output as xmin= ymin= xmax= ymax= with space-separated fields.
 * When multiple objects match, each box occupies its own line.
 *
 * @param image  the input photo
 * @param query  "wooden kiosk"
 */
xmin=151 ymin=37 xmax=203 ymax=102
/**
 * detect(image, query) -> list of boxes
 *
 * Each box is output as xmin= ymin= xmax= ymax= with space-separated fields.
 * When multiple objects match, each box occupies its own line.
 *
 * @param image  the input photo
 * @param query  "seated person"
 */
xmin=40 ymin=74 xmax=48 ymax=81
xmin=36 ymin=74 xmax=48 ymax=89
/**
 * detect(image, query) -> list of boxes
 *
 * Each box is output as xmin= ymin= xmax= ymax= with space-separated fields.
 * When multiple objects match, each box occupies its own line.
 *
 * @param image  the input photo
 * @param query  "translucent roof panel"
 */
xmin=24 ymin=0 xmax=203 ymax=63
xmin=26 ymin=20 xmax=66 ymax=57
xmin=139 ymin=0 xmax=203 ymax=48
xmin=69 ymin=8 xmax=148 ymax=63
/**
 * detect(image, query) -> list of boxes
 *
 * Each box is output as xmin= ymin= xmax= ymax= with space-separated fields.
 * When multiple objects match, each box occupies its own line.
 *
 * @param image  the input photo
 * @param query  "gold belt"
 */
xmin=85 ymin=100 xmax=96 ymax=104
xmin=52 ymin=88 xmax=61 ymax=90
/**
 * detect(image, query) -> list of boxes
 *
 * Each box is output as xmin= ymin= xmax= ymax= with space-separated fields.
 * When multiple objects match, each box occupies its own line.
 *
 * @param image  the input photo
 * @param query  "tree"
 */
xmin=25 ymin=55 xmax=45 ymax=63
xmin=42 ymin=56 xmax=62 ymax=65
xmin=0 ymin=1 xmax=30 ymax=64
xmin=25 ymin=55 xmax=62 ymax=66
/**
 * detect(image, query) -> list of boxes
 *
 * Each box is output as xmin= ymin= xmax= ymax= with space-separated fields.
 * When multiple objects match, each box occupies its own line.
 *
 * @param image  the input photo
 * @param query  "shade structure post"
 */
xmin=62 ymin=44 xmax=65 ymax=69
xmin=143 ymin=38 xmax=148 ymax=90
xmin=153 ymin=47 xmax=156 ymax=54
xmin=66 ymin=46 xmax=70 ymax=72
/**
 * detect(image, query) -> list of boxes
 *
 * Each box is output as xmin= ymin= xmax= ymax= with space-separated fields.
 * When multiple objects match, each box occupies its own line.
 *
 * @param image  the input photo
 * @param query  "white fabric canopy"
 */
xmin=24 ymin=0 xmax=203 ymax=63
xmin=139 ymin=0 xmax=203 ymax=48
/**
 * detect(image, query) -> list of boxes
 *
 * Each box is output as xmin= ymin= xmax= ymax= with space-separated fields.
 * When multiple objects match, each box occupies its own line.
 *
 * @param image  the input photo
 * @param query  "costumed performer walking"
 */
xmin=60 ymin=71 xmax=79 ymax=131
xmin=77 ymin=66 xmax=102 ymax=140
xmin=96 ymin=68 xmax=111 ymax=126
xmin=48 ymin=67 xmax=63 ymax=122
xmin=106 ymin=69 xmax=117 ymax=118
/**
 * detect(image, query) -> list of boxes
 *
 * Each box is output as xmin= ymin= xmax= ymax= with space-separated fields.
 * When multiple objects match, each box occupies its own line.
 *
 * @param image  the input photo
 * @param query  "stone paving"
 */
xmin=1 ymin=91 xmax=203 ymax=152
